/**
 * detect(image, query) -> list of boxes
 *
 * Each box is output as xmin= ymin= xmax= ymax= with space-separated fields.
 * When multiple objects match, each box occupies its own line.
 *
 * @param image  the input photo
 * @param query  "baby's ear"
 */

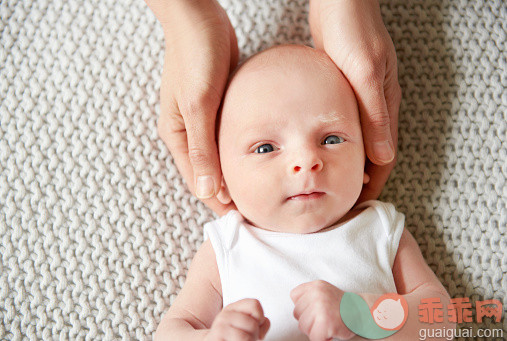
xmin=216 ymin=177 xmax=232 ymax=205
xmin=363 ymin=172 xmax=370 ymax=184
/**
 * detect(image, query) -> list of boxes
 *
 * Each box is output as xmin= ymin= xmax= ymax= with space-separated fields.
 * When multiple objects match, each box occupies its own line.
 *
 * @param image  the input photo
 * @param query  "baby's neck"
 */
xmin=317 ymin=206 xmax=365 ymax=233
xmin=243 ymin=206 xmax=366 ymax=235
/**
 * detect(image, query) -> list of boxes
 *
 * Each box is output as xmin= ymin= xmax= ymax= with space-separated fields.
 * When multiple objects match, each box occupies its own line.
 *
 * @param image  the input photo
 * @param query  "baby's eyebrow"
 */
xmin=317 ymin=111 xmax=348 ymax=124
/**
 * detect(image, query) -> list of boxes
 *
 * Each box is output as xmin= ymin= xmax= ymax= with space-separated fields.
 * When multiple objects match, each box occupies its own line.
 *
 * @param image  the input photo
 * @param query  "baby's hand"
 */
xmin=290 ymin=280 xmax=355 ymax=341
xmin=205 ymin=298 xmax=270 ymax=341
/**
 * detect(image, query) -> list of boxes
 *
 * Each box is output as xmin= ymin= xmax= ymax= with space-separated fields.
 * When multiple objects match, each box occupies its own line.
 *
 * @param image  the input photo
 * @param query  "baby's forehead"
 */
xmin=224 ymin=46 xmax=351 ymax=103
xmin=231 ymin=46 xmax=339 ymax=87
xmin=218 ymin=45 xmax=358 ymax=130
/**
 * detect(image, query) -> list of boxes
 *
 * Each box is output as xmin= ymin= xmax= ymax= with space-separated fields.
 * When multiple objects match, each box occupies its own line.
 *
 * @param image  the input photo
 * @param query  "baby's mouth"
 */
xmin=287 ymin=192 xmax=325 ymax=201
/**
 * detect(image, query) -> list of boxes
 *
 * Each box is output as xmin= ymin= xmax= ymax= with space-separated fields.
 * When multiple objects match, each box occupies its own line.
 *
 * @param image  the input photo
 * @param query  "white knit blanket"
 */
xmin=0 ymin=0 xmax=505 ymax=339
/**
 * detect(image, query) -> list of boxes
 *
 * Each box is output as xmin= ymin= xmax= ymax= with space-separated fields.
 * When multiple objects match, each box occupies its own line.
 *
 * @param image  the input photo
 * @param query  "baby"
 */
xmin=155 ymin=45 xmax=452 ymax=340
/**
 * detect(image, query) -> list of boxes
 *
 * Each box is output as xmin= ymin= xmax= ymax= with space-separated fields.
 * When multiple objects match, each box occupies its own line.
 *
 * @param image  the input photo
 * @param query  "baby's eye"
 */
xmin=322 ymin=135 xmax=344 ymax=145
xmin=255 ymin=144 xmax=276 ymax=154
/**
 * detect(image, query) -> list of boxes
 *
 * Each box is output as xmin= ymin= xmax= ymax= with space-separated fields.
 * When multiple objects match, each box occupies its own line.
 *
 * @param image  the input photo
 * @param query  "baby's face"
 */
xmin=218 ymin=46 xmax=368 ymax=233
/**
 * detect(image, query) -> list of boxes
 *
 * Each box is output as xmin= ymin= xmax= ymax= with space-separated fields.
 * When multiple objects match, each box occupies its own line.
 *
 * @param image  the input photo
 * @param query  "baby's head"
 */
xmin=218 ymin=45 xmax=369 ymax=233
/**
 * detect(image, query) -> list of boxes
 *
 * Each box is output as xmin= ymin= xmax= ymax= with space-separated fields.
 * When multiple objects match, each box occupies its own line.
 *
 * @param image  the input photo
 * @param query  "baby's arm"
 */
xmin=291 ymin=229 xmax=454 ymax=340
xmin=155 ymin=240 xmax=269 ymax=341
xmin=359 ymin=228 xmax=455 ymax=339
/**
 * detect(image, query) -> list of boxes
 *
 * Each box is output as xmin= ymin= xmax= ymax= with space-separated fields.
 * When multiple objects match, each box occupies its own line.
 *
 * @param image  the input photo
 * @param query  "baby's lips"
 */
xmin=287 ymin=191 xmax=325 ymax=200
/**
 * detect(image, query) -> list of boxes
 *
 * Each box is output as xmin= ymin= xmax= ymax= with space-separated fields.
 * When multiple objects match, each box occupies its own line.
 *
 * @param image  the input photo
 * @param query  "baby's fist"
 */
xmin=290 ymin=280 xmax=355 ymax=341
xmin=205 ymin=298 xmax=270 ymax=341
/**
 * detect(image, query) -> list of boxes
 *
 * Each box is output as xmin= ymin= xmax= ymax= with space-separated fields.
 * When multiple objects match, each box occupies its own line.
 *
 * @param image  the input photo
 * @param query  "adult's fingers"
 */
xmin=157 ymin=65 xmax=195 ymax=189
xmin=357 ymin=60 xmax=401 ymax=201
xmin=179 ymin=87 xmax=222 ymax=200
xmin=149 ymin=0 xmax=239 ymax=215
xmin=309 ymin=0 xmax=401 ymax=198
xmin=157 ymin=69 xmax=236 ymax=215
xmin=354 ymin=76 xmax=395 ymax=165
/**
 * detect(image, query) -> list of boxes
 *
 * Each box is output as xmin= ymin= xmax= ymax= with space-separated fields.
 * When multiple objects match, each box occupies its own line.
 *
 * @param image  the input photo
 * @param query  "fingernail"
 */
xmin=196 ymin=176 xmax=215 ymax=199
xmin=373 ymin=141 xmax=395 ymax=163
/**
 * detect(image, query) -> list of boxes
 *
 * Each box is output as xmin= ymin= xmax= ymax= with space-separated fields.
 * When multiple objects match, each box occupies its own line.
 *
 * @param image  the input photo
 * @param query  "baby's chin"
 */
xmin=247 ymin=211 xmax=347 ymax=234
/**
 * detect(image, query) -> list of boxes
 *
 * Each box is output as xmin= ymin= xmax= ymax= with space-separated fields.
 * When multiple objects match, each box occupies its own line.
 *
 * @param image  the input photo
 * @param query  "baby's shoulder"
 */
xmin=204 ymin=210 xmax=244 ymax=249
xmin=187 ymin=239 xmax=222 ymax=297
xmin=355 ymin=200 xmax=402 ymax=221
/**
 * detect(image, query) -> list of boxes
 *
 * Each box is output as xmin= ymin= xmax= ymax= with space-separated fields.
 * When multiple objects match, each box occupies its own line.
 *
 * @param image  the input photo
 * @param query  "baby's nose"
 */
xmin=291 ymin=154 xmax=323 ymax=174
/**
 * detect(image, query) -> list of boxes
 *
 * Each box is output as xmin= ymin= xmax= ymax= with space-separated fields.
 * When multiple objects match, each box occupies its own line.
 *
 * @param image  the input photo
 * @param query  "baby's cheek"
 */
xmin=239 ymin=174 xmax=281 ymax=224
xmin=229 ymin=175 xmax=264 ymax=206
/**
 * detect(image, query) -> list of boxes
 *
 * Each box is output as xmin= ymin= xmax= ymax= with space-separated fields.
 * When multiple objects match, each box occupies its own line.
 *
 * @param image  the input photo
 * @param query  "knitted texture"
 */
xmin=0 ymin=0 xmax=505 ymax=339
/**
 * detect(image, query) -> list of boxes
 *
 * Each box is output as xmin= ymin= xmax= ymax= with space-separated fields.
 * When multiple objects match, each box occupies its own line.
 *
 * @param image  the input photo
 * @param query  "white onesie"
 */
xmin=204 ymin=200 xmax=405 ymax=341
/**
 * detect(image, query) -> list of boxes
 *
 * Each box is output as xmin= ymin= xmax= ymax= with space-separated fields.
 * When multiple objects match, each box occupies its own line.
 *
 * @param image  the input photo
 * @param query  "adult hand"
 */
xmin=145 ymin=0 xmax=238 ymax=216
xmin=309 ymin=0 xmax=401 ymax=202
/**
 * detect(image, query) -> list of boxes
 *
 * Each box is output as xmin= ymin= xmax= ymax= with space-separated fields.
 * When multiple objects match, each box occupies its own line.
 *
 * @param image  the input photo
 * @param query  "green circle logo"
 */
xmin=340 ymin=292 xmax=408 ymax=339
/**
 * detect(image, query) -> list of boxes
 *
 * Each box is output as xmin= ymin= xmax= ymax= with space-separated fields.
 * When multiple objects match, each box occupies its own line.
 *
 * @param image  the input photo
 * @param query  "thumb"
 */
xmin=182 ymin=100 xmax=222 ymax=200
xmin=355 ymin=84 xmax=395 ymax=165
